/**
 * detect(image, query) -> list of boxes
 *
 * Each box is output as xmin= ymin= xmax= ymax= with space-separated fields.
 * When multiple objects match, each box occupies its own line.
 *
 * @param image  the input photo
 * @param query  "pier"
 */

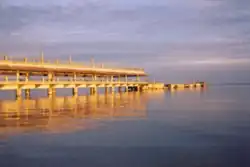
xmin=0 ymin=54 xmax=164 ymax=98
xmin=165 ymin=82 xmax=206 ymax=90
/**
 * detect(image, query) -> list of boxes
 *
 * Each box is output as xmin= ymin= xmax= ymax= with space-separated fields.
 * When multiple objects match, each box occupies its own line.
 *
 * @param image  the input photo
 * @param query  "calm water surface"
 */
xmin=0 ymin=86 xmax=250 ymax=167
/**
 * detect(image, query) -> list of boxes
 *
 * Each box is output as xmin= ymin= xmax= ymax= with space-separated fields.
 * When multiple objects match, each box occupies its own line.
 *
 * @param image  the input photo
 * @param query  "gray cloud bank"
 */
xmin=0 ymin=0 xmax=249 ymax=83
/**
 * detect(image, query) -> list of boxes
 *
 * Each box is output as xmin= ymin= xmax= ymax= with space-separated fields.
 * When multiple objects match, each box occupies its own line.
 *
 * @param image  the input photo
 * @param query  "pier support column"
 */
xmin=25 ymin=89 xmax=31 ymax=98
xmin=90 ymin=87 xmax=97 ymax=94
xmin=25 ymin=73 xmax=30 ymax=82
xmin=110 ymin=86 xmax=115 ymax=93
xmin=125 ymin=86 xmax=128 ymax=92
xmin=73 ymin=87 xmax=78 ymax=96
xmin=129 ymin=86 xmax=137 ymax=92
xmin=52 ymin=88 xmax=56 ymax=95
xmin=136 ymin=75 xmax=140 ymax=82
xmin=135 ymin=86 xmax=139 ymax=92
xmin=139 ymin=86 xmax=144 ymax=92
xmin=48 ymin=87 xmax=53 ymax=96
xmin=105 ymin=87 xmax=109 ymax=93
xmin=16 ymin=88 xmax=22 ymax=99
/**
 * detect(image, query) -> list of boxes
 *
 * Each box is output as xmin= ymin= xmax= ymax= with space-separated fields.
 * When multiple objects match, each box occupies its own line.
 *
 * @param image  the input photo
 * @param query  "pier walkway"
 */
xmin=0 ymin=55 xmax=164 ymax=98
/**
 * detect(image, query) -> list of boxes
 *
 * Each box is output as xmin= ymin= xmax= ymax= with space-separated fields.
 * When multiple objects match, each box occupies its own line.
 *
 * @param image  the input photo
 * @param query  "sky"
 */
xmin=0 ymin=0 xmax=250 ymax=83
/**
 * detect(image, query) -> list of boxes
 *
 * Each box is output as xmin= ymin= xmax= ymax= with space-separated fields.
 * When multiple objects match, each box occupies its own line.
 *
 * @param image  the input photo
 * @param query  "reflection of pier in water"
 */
xmin=0 ymin=92 xmax=158 ymax=135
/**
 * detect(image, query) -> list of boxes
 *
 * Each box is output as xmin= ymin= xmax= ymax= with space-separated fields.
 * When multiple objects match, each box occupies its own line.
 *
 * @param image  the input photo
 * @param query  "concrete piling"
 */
xmin=105 ymin=87 xmax=109 ymax=93
xmin=90 ymin=87 xmax=97 ymax=94
xmin=48 ymin=87 xmax=53 ymax=96
xmin=73 ymin=87 xmax=78 ymax=96
xmin=25 ymin=89 xmax=31 ymax=98
xmin=16 ymin=88 xmax=22 ymax=98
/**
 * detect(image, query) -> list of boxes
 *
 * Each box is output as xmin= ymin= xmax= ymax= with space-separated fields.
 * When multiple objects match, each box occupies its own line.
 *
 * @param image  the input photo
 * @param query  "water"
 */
xmin=0 ymin=86 xmax=250 ymax=167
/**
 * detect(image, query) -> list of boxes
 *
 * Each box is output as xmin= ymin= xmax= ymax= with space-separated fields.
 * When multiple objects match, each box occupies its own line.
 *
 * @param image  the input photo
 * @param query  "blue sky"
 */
xmin=0 ymin=0 xmax=250 ymax=83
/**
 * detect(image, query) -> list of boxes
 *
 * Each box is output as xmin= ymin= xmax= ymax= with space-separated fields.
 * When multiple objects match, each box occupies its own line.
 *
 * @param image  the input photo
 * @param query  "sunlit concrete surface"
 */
xmin=0 ymin=55 xmax=165 ymax=99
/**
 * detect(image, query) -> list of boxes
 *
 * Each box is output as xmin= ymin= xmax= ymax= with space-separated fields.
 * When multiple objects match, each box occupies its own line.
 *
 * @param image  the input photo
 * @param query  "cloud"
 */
xmin=0 ymin=0 xmax=250 ymax=82
xmin=10 ymin=32 xmax=21 ymax=36
xmin=174 ymin=58 xmax=250 ymax=66
xmin=143 ymin=56 xmax=250 ymax=68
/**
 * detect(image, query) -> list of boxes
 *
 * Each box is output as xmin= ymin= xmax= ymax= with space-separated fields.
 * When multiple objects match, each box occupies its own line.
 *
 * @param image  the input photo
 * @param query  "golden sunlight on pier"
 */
xmin=0 ymin=54 xmax=165 ymax=99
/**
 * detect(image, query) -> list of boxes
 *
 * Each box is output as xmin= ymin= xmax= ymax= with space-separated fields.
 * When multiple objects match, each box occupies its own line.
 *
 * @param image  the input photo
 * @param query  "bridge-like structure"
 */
xmin=0 ymin=54 xmax=164 ymax=98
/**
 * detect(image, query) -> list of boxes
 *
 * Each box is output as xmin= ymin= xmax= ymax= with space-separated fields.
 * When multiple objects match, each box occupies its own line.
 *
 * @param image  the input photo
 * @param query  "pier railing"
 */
xmin=0 ymin=80 xmax=148 ymax=84
xmin=0 ymin=56 xmax=145 ymax=72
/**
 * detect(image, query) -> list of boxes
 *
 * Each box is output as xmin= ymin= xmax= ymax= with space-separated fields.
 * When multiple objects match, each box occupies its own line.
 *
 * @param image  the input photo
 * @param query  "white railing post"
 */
xmin=69 ymin=55 xmax=72 ymax=64
xmin=74 ymin=72 xmax=76 ymax=81
xmin=4 ymin=76 xmax=8 ymax=82
xmin=25 ymin=73 xmax=29 ymax=82
xmin=41 ymin=51 xmax=44 ymax=64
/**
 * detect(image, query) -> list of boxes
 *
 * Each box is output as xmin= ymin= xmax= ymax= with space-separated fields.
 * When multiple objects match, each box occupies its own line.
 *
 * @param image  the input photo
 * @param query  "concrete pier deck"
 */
xmin=0 ymin=55 xmax=146 ymax=77
xmin=165 ymin=82 xmax=206 ymax=90
xmin=0 ymin=55 xmax=164 ymax=98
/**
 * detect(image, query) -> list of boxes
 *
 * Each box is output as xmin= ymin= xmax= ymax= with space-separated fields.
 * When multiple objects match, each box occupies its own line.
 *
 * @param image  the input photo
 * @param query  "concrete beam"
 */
xmin=25 ymin=89 xmax=31 ymax=98
xmin=16 ymin=88 xmax=22 ymax=98
xmin=72 ymin=87 xmax=78 ymax=96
